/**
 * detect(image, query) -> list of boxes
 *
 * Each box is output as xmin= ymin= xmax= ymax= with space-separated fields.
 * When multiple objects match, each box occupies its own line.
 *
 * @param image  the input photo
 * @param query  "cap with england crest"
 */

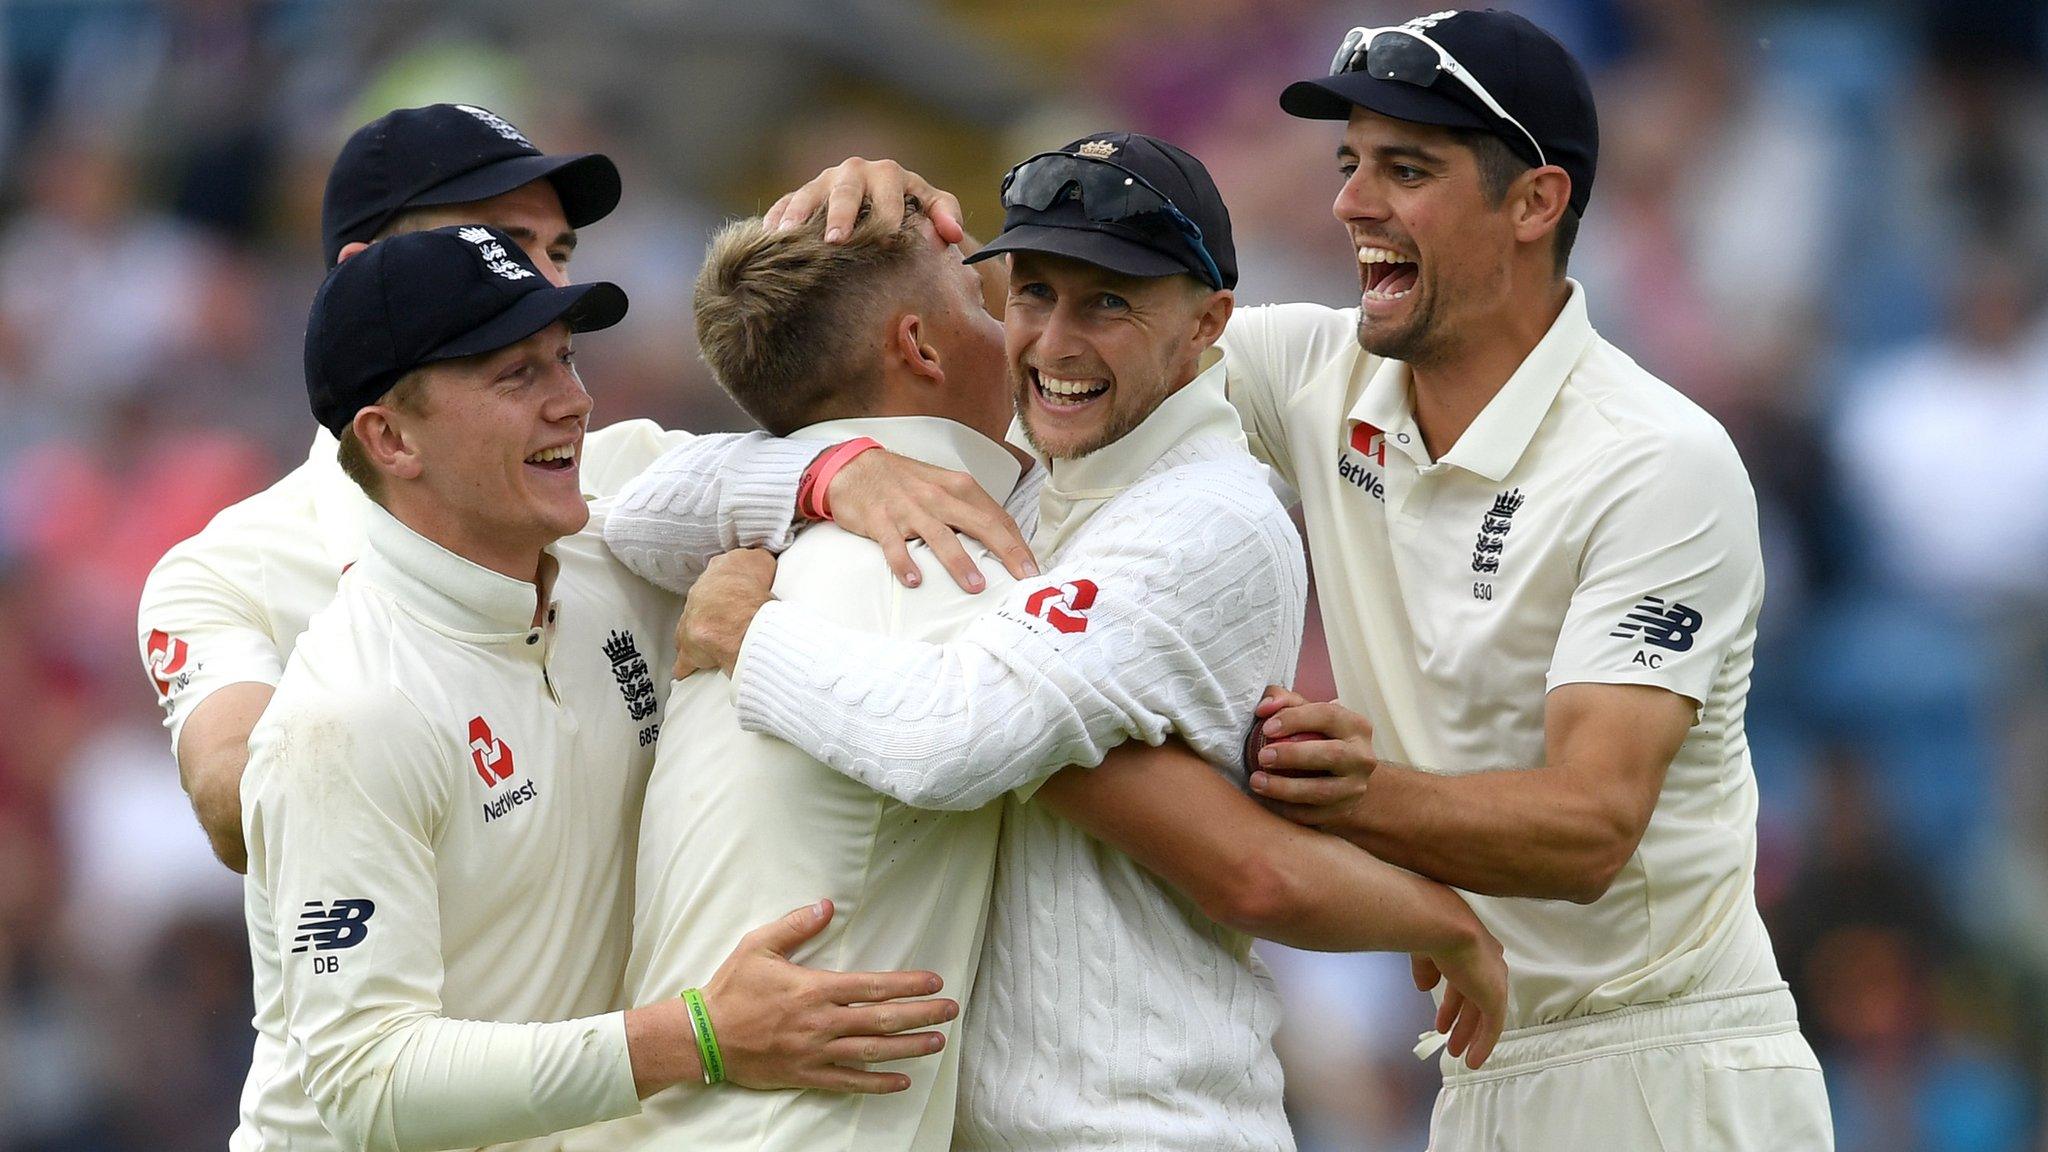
xmin=304 ymin=225 xmax=628 ymax=436
xmin=320 ymin=103 xmax=622 ymax=266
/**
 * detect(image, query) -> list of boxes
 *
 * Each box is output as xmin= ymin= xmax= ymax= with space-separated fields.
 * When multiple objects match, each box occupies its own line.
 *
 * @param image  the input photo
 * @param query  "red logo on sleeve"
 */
xmin=1024 ymin=580 xmax=1099 ymax=635
xmin=468 ymin=716 xmax=516 ymax=786
xmin=1350 ymin=422 xmax=1386 ymax=466
xmin=146 ymin=630 xmax=190 ymax=699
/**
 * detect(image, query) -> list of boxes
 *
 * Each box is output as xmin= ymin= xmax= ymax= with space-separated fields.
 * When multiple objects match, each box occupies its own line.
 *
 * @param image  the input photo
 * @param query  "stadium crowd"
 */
xmin=0 ymin=0 xmax=2042 ymax=1148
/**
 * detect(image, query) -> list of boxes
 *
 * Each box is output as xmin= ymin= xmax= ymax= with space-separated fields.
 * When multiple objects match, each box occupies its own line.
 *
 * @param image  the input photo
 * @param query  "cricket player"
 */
xmin=773 ymin=10 xmax=1835 ymax=1149
xmin=237 ymin=226 xmax=960 ymax=1152
xmin=136 ymin=103 xmax=1031 ymax=875
xmin=649 ymin=135 xmax=1505 ymax=1152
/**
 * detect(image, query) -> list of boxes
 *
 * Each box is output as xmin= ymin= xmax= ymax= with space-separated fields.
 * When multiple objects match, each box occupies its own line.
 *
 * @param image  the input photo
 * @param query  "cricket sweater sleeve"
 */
xmin=246 ymin=687 xmax=638 ymax=1152
xmin=601 ymin=431 xmax=820 ymax=593
xmin=731 ymin=463 xmax=1308 ymax=809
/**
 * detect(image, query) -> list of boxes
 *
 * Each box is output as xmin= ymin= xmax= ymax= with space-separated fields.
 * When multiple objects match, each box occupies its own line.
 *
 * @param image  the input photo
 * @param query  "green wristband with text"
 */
xmin=681 ymin=987 xmax=727 ymax=1086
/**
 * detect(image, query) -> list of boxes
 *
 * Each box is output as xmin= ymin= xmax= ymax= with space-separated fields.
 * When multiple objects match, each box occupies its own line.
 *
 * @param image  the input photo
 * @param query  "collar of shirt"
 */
xmin=1035 ymin=347 xmax=1244 ymax=500
xmin=1024 ymin=350 xmax=1243 ymax=555
xmin=1348 ymin=279 xmax=1597 ymax=482
xmin=353 ymin=500 xmax=558 ymax=640
xmin=791 ymin=415 xmax=1023 ymax=505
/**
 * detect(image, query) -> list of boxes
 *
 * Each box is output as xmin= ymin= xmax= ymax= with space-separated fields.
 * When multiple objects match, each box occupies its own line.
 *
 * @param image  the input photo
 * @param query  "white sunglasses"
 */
xmin=1330 ymin=24 xmax=1548 ymax=169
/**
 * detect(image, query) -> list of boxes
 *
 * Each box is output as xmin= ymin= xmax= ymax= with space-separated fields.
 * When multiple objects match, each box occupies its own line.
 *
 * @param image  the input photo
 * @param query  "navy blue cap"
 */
xmin=320 ymin=103 xmax=622 ymax=266
xmin=305 ymin=225 xmax=628 ymax=436
xmin=965 ymin=132 xmax=1237 ymax=289
xmin=1281 ymin=10 xmax=1598 ymax=216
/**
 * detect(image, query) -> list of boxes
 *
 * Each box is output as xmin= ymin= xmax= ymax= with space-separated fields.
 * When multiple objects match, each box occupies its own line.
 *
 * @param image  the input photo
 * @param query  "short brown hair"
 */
xmin=335 ymin=370 xmax=431 ymax=503
xmin=692 ymin=200 xmax=931 ymax=435
xmin=1455 ymin=129 xmax=1579 ymax=275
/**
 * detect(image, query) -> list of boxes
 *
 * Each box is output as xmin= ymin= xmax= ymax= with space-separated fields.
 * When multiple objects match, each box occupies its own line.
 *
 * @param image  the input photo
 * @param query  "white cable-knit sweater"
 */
xmin=715 ymin=365 xmax=1308 ymax=1151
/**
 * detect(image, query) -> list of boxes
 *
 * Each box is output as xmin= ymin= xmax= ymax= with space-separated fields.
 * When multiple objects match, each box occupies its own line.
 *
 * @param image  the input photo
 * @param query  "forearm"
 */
xmin=733 ymin=601 xmax=1124 ymax=810
xmin=603 ymin=432 xmax=818 ymax=593
xmin=175 ymin=682 xmax=274 ymax=872
xmin=1346 ymin=761 xmax=1639 ymax=902
xmin=1245 ymin=822 xmax=1487 ymax=953
xmin=312 ymin=1013 xmax=640 ymax=1152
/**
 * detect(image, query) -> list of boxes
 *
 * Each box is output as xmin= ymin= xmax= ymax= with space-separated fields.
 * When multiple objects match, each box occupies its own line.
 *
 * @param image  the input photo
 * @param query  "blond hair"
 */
xmin=335 ymin=370 xmax=431 ymax=504
xmin=692 ymin=200 xmax=931 ymax=435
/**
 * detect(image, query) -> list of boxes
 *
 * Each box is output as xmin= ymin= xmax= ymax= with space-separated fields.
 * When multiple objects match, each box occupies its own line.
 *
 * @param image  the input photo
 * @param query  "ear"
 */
xmin=892 ymin=311 xmax=946 ymax=387
xmin=1189 ymin=288 xmax=1235 ymax=353
xmin=336 ymin=240 xmax=372 ymax=264
xmin=352 ymin=403 xmax=425 ymax=484
xmin=1512 ymin=168 xmax=1572 ymax=253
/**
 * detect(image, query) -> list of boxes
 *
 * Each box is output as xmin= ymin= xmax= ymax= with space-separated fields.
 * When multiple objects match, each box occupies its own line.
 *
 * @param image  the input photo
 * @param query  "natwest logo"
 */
xmin=468 ymin=716 xmax=516 ymax=786
xmin=1024 ymin=580 xmax=1099 ymax=635
xmin=1349 ymin=422 xmax=1386 ymax=466
xmin=146 ymin=629 xmax=190 ymax=700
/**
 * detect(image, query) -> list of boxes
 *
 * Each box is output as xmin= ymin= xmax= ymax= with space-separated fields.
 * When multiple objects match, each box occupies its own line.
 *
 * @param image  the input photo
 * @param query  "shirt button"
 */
xmin=526 ymin=634 xmax=539 ymax=646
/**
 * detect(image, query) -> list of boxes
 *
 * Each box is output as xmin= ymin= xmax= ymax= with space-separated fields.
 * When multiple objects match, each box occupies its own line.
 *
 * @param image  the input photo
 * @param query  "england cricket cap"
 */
xmin=965 ymin=132 xmax=1237 ymax=290
xmin=305 ymin=225 xmax=628 ymax=436
xmin=320 ymin=103 xmax=622 ymax=266
xmin=1280 ymin=10 xmax=1598 ymax=216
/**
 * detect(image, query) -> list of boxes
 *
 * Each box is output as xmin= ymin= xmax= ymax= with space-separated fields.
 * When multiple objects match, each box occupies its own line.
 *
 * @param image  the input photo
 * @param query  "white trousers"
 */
xmin=1427 ymin=986 xmax=1834 ymax=1152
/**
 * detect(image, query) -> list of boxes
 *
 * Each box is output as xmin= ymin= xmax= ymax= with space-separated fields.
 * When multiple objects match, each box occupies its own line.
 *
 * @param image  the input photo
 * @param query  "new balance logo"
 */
xmin=293 ymin=899 xmax=375 ymax=953
xmin=1024 ymin=580 xmax=1098 ymax=634
xmin=1609 ymin=596 xmax=1704 ymax=652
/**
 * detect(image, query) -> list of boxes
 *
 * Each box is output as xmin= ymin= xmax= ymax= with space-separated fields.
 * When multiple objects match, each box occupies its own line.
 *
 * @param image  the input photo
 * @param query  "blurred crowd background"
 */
xmin=0 ymin=0 xmax=2043 ymax=1148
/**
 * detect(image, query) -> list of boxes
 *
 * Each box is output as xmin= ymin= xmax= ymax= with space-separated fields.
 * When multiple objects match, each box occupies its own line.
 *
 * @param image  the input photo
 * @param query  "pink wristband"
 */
xmin=796 ymin=437 xmax=883 ymax=522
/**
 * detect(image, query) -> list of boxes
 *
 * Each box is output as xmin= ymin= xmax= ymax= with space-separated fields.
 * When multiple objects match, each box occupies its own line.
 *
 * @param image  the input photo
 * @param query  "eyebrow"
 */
xmin=1336 ymin=143 xmax=1448 ymax=167
xmin=501 ymin=225 xmax=579 ymax=253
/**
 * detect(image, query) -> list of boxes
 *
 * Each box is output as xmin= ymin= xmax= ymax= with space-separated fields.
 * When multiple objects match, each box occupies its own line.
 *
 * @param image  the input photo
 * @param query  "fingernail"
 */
xmin=813 ymin=899 xmax=830 ymax=917
xmin=967 ymin=572 xmax=984 ymax=591
xmin=904 ymin=570 xmax=921 ymax=587
xmin=1263 ymin=718 xmax=1281 ymax=735
xmin=929 ymin=1035 xmax=945 ymax=1051
xmin=825 ymin=227 xmax=843 ymax=242
xmin=1023 ymin=559 xmax=1040 ymax=577
xmin=1258 ymin=748 xmax=1276 ymax=766
xmin=777 ymin=218 xmax=797 ymax=231
xmin=1249 ymin=771 xmax=1268 ymax=789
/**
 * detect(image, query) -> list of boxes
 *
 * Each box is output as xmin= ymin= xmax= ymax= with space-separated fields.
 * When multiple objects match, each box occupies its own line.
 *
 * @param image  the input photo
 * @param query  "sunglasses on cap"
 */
xmin=1000 ymin=151 xmax=1226 ymax=290
xmin=1329 ymin=24 xmax=1548 ymax=169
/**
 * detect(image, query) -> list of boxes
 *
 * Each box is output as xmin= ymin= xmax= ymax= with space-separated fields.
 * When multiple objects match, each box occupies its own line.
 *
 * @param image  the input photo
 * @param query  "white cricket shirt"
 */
xmin=727 ymin=361 xmax=1309 ymax=1151
xmin=234 ymin=502 xmax=680 ymax=1152
xmin=1218 ymin=283 xmax=1786 ymax=1030
xmin=138 ymin=422 xmax=815 ymax=750
xmin=600 ymin=417 xmax=1020 ymax=1152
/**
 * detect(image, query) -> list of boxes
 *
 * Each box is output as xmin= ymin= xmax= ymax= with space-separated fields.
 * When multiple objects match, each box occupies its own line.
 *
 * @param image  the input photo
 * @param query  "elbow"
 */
xmin=1202 ymin=850 xmax=1309 ymax=939
xmin=182 ymin=764 xmax=249 ymax=873
xmin=1558 ymin=823 xmax=1642 ymax=905
xmin=306 ymin=1066 xmax=396 ymax=1152
xmin=882 ymin=764 xmax=995 ymax=812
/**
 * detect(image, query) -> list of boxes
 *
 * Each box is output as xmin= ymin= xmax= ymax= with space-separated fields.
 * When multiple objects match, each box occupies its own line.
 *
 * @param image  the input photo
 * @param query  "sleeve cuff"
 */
xmin=724 ymin=436 xmax=824 ymax=552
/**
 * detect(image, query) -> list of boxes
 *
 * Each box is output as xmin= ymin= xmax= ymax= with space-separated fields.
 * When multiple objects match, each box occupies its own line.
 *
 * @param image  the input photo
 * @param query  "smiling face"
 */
xmin=379 ymin=321 xmax=593 ymax=575
xmin=1333 ymin=107 xmax=1524 ymax=366
xmin=1004 ymin=250 xmax=1228 ymax=460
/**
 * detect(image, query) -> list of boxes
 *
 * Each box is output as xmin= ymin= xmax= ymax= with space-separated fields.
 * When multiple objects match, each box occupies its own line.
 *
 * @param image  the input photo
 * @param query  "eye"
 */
xmin=1391 ymin=164 xmax=1426 ymax=183
xmin=1012 ymin=282 xmax=1053 ymax=302
xmin=1338 ymin=161 xmax=1359 ymax=178
xmin=551 ymin=249 xmax=573 ymax=269
xmin=1096 ymin=292 xmax=1129 ymax=311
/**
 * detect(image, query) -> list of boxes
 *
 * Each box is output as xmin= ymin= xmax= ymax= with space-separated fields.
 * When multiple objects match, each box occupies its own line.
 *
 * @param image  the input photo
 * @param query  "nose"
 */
xmin=1333 ymin=167 xmax=1388 ymax=229
xmin=1033 ymin=301 xmax=1088 ymax=366
xmin=545 ymin=358 xmax=593 ymax=422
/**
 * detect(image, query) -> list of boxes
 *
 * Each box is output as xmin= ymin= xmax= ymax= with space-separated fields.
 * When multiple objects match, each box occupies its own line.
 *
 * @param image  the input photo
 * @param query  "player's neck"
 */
xmin=1407 ymin=281 xmax=1567 ymax=460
